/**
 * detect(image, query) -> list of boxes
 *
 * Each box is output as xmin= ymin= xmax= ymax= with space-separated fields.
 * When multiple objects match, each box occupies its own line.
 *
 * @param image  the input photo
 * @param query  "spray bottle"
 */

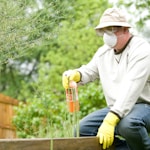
xmin=65 ymin=81 xmax=79 ymax=113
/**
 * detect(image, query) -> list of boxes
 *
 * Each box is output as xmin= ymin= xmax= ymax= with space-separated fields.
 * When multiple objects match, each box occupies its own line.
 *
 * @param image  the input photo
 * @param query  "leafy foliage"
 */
xmin=0 ymin=0 xmax=112 ymax=138
xmin=3 ymin=0 xmax=150 ymax=138
xmin=79 ymin=81 xmax=106 ymax=117
xmin=13 ymin=93 xmax=71 ymax=138
xmin=0 ymin=0 xmax=75 ymax=97
xmin=117 ymin=0 xmax=150 ymax=35
xmin=10 ymin=0 xmax=110 ymax=138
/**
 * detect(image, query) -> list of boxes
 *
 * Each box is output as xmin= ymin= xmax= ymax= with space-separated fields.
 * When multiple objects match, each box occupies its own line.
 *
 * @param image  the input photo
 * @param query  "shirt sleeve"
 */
xmin=77 ymin=45 xmax=109 ymax=85
xmin=77 ymin=54 xmax=99 ymax=85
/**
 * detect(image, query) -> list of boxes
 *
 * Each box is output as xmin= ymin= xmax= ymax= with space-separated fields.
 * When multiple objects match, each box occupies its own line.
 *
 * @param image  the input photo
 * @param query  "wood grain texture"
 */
xmin=0 ymin=94 xmax=18 ymax=138
xmin=0 ymin=137 xmax=114 ymax=150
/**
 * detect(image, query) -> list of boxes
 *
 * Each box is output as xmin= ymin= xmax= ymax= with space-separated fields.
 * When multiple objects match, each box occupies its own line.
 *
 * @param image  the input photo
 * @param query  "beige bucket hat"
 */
xmin=95 ymin=7 xmax=131 ymax=36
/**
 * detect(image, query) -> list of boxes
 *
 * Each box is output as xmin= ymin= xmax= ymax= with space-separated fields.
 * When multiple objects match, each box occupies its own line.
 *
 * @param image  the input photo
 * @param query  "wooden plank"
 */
xmin=0 ymin=137 xmax=114 ymax=150
xmin=0 ymin=94 xmax=18 ymax=105
xmin=0 ymin=94 xmax=18 ymax=138
xmin=0 ymin=128 xmax=16 ymax=139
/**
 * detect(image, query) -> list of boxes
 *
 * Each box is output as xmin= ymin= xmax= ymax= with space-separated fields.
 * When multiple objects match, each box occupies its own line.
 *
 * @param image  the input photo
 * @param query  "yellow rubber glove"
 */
xmin=97 ymin=112 xmax=120 ymax=149
xmin=62 ymin=70 xmax=81 ymax=89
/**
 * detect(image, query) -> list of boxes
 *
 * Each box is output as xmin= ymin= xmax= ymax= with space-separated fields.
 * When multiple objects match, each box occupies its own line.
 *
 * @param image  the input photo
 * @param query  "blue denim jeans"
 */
xmin=77 ymin=103 xmax=150 ymax=150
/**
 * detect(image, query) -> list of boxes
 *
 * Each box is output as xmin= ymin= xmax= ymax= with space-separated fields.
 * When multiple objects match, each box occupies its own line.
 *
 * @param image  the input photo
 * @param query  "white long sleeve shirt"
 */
xmin=78 ymin=36 xmax=150 ymax=118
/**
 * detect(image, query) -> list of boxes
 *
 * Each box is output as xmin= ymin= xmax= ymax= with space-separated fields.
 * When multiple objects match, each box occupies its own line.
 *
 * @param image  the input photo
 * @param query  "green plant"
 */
xmin=13 ymin=80 xmax=105 ymax=138
xmin=12 ymin=0 xmax=110 ymax=138
xmin=78 ymin=81 xmax=106 ymax=117
xmin=13 ymin=93 xmax=68 ymax=138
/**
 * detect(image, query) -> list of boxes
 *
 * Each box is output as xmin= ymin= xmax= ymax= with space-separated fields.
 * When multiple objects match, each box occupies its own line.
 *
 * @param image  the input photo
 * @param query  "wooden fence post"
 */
xmin=0 ymin=94 xmax=18 ymax=138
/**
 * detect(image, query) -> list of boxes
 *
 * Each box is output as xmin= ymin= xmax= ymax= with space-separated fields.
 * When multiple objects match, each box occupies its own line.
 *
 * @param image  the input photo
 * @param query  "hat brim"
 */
xmin=95 ymin=22 xmax=131 ymax=29
xmin=95 ymin=22 xmax=131 ymax=36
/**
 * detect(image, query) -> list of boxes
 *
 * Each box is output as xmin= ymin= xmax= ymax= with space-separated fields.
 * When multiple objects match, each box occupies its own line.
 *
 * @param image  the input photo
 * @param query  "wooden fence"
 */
xmin=0 ymin=137 xmax=114 ymax=150
xmin=0 ymin=94 xmax=19 ymax=138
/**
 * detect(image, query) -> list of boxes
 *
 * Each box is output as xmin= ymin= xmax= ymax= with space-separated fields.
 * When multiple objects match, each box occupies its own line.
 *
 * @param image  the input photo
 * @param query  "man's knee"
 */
xmin=117 ymin=116 xmax=144 ymax=138
xmin=74 ymin=119 xmax=90 ymax=136
xmin=78 ymin=119 xmax=98 ymax=136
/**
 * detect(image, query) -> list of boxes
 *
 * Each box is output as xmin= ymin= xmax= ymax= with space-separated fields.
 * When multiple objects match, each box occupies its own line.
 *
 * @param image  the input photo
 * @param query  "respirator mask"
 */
xmin=103 ymin=32 xmax=117 ymax=48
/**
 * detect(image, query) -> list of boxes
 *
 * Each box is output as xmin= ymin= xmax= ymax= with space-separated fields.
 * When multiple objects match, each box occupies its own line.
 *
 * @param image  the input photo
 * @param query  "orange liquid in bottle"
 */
xmin=66 ymin=81 xmax=79 ymax=113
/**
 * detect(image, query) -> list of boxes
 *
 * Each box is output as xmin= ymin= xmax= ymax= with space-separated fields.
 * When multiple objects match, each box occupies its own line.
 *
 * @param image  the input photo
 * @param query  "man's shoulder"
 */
xmin=95 ymin=44 xmax=112 ymax=57
xmin=128 ymin=36 xmax=150 ymax=56
xmin=131 ymin=36 xmax=150 ymax=46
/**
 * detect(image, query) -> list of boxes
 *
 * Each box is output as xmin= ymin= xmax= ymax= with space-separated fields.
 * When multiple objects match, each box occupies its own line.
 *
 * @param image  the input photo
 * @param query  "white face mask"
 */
xmin=103 ymin=32 xmax=117 ymax=48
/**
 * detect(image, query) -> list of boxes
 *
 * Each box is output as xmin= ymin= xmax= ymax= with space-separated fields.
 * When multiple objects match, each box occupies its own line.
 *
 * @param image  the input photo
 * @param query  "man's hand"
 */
xmin=97 ymin=112 xmax=120 ymax=149
xmin=62 ymin=70 xmax=81 ymax=89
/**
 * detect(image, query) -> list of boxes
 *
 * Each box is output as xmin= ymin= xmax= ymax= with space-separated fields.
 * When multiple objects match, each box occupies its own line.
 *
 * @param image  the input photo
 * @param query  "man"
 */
xmin=62 ymin=7 xmax=150 ymax=150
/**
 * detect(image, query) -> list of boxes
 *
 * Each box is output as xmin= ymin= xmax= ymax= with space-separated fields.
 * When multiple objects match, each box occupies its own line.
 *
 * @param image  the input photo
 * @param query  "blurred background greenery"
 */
xmin=0 ymin=0 xmax=149 ymax=138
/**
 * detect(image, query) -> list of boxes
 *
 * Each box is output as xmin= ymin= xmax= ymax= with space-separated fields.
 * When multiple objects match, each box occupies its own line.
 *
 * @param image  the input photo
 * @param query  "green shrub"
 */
xmin=13 ymin=81 xmax=105 ymax=138
xmin=78 ymin=81 xmax=106 ymax=117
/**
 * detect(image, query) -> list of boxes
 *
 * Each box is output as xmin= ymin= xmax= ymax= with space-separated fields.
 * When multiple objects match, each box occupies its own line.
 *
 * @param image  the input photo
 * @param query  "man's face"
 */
xmin=103 ymin=26 xmax=127 ymax=49
xmin=113 ymin=27 xmax=127 ymax=50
